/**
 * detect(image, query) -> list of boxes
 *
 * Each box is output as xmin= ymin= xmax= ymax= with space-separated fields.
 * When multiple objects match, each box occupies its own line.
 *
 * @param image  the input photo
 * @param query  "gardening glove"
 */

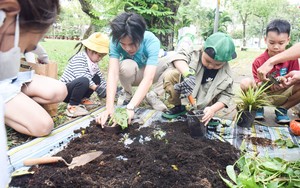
xmin=174 ymin=75 xmax=196 ymax=98
xmin=95 ymin=83 xmax=106 ymax=98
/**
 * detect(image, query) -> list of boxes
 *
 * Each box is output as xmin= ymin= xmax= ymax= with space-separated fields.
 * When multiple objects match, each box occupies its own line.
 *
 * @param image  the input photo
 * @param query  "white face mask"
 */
xmin=0 ymin=14 xmax=21 ymax=81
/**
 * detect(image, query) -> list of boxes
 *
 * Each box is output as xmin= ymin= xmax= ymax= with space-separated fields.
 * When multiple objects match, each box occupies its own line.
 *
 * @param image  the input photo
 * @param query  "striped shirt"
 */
xmin=60 ymin=51 xmax=106 ymax=88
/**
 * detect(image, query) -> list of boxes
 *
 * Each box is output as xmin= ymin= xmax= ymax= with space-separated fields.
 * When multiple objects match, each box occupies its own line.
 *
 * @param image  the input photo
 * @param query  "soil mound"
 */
xmin=10 ymin=120 xmax=239 ymax=188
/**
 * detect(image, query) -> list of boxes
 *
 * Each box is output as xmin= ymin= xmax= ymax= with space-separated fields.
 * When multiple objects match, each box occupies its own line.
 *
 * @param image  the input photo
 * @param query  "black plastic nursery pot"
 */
xmin=187 ymin=110 xmax=206 ymax=138
xmin=237 ymin=111 xmax=256 ymax=128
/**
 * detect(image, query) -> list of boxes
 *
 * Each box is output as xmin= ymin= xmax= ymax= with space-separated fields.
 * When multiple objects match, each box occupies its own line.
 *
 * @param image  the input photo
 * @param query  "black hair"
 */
xmin=110 ymin=12 xmax=146 ymax=46
xmin=266 ymin=19 xmax=291 ymax=36
xmin=204 ymin=47 xmax=216 ymax=59
xmin=68 ymin=42 xmax=85 ymax=61
xmin=18 ymin=0 xmax=60 ymax=32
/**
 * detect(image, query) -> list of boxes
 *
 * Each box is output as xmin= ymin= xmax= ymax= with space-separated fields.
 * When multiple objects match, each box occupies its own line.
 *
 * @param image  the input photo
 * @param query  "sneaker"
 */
xmin=117 ymin=90 xmax=132 ymax=106
xmin=255 ymin=107 xmax=264 ymax=120
xmin=162 ymin=105 xmax=187 ymax=119
xmin=275 ymin=107 xmax=290 ymax=124
xmin=145 ymin=91 xmax=167 ymax=111
xmin=66 ymin=104 xmax=89 ymax=117
xmin=115 ymin=86 xmax=123 ymax=98
xmin=81 ymin=98 xmax=98 ymax=110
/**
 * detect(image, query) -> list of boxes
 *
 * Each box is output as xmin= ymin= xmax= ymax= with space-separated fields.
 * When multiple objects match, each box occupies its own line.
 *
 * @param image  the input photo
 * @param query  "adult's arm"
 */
xmin=25 ymin=44 xmax=49 ymax=64
xmin=257 ymin=42 xmax=300 ymax=81
xmin=105 ymin=58 xmax=120 ymax=112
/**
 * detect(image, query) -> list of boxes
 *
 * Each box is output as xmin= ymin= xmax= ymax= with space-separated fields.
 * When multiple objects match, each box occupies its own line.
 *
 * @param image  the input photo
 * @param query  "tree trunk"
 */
xmin=78 ymin=0 xmax=97 ymax=39
xmin=157 ymin=0 xmax=181 ymax=50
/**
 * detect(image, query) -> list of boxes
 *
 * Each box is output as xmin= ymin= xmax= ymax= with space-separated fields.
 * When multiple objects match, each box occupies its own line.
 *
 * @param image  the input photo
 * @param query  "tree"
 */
xmin=123 ymin=0 xmax=181 ymax=50
xmin=230 ymin=0 xmax=290 ymax=48
xmin=230 ymin=0 xmax=254 ymax=47
xmin=251 ymin=0 xmax=287 ymax=48
xmin=201 ymin=10 xmax=232 ymax=40
xmin=78 ymin=0 xmax=117 ymax=39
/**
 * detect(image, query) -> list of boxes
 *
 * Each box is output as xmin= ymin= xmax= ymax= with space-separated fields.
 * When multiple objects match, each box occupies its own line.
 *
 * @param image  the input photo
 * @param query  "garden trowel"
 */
xmin=188 ymin=95 xmax=197 ymax=112
xmin=23 ymin=151 xmax=103 ymax=169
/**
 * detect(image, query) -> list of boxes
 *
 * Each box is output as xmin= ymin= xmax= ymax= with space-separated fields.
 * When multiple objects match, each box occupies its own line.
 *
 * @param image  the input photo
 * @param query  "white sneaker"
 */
xmin=117 ymin=90 xmax=132 ymax=106
xmin=146 ymin=91 xmax=167 ymax=111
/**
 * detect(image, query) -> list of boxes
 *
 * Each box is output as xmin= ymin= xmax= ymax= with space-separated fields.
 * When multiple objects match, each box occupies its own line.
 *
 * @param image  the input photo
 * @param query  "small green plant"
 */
xmin=235 ymin=82 xmax=274 ymax=122
xmin=152 ymin=129 xmax=166 ymax=140
xmin=108 ymin=107 xmax=129 ymax=130
xmin=275 ymin=138 xmax=298 ymax=148
xmin=219 ymin=149 xmax=300 ymax=187
xmin=236 ymin=82 xmax=273 ymax=112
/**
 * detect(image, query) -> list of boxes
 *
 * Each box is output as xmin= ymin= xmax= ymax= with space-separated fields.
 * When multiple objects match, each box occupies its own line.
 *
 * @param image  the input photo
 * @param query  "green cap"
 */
xmin=204 ymin=32 xmax=237 ymax=62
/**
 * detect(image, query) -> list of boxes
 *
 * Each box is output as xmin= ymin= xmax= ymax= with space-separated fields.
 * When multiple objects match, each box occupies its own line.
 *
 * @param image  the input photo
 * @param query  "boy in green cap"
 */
xmin=162 ymin=32 xmax=237 ymax=126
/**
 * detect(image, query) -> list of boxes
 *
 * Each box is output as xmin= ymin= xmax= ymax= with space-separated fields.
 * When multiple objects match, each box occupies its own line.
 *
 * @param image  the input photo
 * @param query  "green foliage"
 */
xmin=220 ymin=151 xmax=300 ymax=187
xmin=123 ymin=0 xmax=176 ymax=37
xmin=201 ymin=9 xmax=233 ymax=40
xmin=231 ymin=29 xmax=243 ymax=39
xmin=47 ymin=1 xmax=89 ymax=39
xmin=109 ymin=108 xmax=129 ymax=130
xmin=236 ymin=82 xmax=273 ymax=112
xmin=275 ymin=139 xmax=298 ymax=149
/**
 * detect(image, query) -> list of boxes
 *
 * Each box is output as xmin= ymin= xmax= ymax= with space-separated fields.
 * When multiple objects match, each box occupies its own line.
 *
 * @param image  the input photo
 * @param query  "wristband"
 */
xmin=183 ymin=68 xmax=195 ymax=78
xmin=126 ymin=103 xmax=135 ymax=111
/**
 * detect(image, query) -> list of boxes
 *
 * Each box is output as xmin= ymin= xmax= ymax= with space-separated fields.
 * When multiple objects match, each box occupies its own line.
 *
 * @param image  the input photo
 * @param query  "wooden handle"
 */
xmin=23 ymin=156 xmax=63 ymax=166
xmin=188 ymin=95 xmax=196 ymax=106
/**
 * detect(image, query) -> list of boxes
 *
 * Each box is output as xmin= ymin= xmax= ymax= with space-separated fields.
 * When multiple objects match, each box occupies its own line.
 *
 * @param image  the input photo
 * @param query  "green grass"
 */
xmin=40 ymin=39 xmax=109 ymax=78
xmin=40 ymin=39 xmax=78 ymax=77
xmin=231 ymin=48 xmax=264 ymax=66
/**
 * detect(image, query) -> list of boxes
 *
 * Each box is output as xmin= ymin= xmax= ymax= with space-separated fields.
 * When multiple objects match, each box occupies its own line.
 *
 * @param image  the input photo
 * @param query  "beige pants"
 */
xmin=163 ymin=69 xmax=181 ymax=106
xmin=119 ymin=59 xmax=170 ymax=96
xmin=269 ymin=86 xmax=294 ymax=106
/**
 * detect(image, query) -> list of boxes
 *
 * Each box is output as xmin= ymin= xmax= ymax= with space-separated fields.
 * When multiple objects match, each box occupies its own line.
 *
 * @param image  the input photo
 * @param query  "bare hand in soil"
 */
xmin=126 ymin=109 xmax=134 ymax=125
xmin=96 ymin=109 xmax=113 ymax=127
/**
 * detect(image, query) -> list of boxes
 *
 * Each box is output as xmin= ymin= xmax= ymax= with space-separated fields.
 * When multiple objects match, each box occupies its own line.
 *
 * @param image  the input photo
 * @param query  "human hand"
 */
xmin=257 ymin=62 xmax=274 ymax=82
xmin=95 ymin=109 xmax=114 ymax=127
xmin=270 ymin=83 xmax=285 ymax=92
xmin=95 ymin=84 xmax=106 ymax=98
xmin=284 ymin=70 xmax=300 ymax=86
xmin=37 ymin=59 xmax=48 ymax=64
xmin=126 ymin=109 xmax=135 ymax=125
xmin=202 ymin=106 xmax=215 ymax=126
xmin=174 ymin=75 xmax=196 ymax=98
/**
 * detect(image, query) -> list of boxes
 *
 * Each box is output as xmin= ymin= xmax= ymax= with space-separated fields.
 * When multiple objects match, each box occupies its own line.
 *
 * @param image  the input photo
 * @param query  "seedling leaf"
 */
xmin=226 ymin=165 xmax=237 ymax=183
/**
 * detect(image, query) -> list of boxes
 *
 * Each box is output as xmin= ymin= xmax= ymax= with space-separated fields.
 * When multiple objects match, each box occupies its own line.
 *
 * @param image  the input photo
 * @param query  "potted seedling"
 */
xmin=186 ymin=110 xmax=206 ymax=138
xmin=235 ymin=82 xmax=273 ymax=127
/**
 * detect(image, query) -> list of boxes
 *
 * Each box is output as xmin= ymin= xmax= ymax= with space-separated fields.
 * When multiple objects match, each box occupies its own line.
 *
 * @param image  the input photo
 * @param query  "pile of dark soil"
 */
xmin=10 ymin=120 xmax=239 ymax=188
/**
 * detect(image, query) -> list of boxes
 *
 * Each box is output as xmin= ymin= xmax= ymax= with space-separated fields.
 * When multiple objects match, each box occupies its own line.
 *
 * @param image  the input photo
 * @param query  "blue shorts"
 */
xmin=0 ymin=71 xmax=34 ymax=103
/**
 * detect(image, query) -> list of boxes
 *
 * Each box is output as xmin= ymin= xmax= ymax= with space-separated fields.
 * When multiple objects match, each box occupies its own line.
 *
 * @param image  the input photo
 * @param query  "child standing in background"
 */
xmin=60 ymin=32 xmax=109 ymax=117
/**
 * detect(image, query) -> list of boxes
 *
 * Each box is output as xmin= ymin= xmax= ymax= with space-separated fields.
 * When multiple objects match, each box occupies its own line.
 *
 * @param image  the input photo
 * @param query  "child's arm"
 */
xmin=202 ymin=102 xmax=225 ymax=126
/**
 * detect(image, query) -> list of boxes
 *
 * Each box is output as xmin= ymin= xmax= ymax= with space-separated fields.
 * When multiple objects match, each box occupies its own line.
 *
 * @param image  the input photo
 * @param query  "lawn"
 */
xmin=40 ymin=39 xmax=109 ymax=78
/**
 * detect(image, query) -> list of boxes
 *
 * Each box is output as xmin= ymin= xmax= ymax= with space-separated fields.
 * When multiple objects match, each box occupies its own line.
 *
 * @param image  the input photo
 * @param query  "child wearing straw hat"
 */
xmin=60 ymin=32 xmax=109 ymax=117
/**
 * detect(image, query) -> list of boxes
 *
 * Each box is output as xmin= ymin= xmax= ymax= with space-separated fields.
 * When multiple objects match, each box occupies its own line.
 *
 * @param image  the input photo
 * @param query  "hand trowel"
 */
xmin=23 ymin=151 xmax=103 ymax=169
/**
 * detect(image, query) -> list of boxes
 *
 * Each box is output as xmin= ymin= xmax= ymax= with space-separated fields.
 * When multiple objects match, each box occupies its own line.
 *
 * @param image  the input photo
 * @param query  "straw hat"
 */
xmin=81 ymin=32 xmax=109 ymax=54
